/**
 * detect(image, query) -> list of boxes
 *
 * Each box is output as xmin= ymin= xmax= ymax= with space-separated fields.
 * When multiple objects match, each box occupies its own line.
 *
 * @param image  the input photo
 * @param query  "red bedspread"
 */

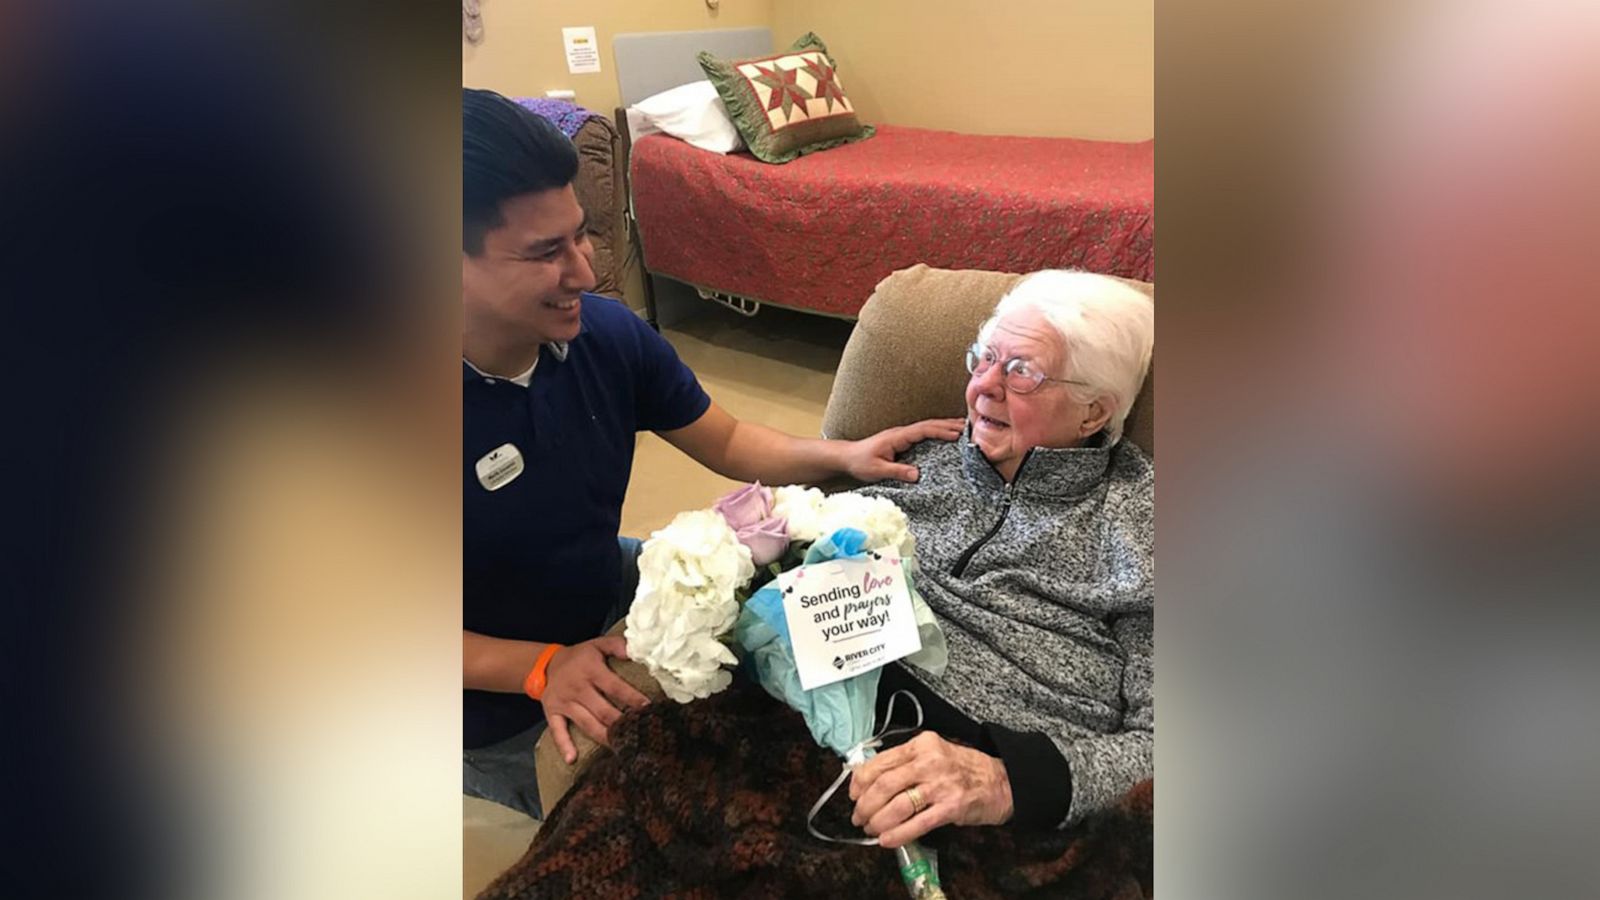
xmin=630 ymin=124 xmax=1153 ymax=317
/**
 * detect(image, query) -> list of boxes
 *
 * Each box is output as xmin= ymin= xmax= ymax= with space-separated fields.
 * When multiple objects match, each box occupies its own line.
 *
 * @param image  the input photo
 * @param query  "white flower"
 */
xmin=773 ymin=485 xmax=915 ymax=556
xmin=772 ymin=485 xmax=828 ymax=543
xmin=624 ymin=509 xmax=755 ymax=702
xmin=816 ymin=491 xmax=916 ymax=558
xmin=636 ymin=509 xmax=756 ymax=597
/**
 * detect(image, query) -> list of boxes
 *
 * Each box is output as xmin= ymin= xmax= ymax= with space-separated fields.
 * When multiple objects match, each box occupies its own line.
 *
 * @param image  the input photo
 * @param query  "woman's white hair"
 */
xmin=977 ymin=270 xmax=1154 ymax=444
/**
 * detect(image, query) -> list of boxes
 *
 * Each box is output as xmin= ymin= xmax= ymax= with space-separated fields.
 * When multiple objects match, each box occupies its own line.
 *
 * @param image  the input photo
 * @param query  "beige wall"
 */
xmin=463 ymin=2 xmax=1150 ymax=311
xmin=463 ymin=0 xmax=1151 ymax=138
xmin=771 ymin=0 xmax=1153 ymax=140
xmin=463 ymin=0 xmax=773 ymax=116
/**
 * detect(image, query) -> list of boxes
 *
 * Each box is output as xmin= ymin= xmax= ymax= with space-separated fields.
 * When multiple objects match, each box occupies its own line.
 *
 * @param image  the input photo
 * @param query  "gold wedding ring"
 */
xmin=904 ymin=786 xmax=927 ymax=816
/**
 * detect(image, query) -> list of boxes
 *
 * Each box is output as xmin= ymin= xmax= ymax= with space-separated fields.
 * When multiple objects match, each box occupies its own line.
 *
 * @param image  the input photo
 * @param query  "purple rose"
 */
xmin=713 ymin=482 xmax=774 ymax=530
xmin=737 ymin=516 xmax=790 ymax=567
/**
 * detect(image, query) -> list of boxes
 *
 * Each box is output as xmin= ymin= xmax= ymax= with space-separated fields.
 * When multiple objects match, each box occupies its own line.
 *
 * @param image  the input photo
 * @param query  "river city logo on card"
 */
xmin=832 ymin=656 xmax=845 ymax=669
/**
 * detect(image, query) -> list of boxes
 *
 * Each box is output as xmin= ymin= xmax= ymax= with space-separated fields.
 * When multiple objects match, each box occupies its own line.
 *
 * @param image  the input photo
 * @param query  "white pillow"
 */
xmin=626 ymin=80 xmax=744 ymax=154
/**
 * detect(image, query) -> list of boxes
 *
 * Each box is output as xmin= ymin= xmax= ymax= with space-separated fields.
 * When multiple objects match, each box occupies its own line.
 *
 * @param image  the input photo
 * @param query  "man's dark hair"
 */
xmin=463 ymin=88 xmax=579 ymax=255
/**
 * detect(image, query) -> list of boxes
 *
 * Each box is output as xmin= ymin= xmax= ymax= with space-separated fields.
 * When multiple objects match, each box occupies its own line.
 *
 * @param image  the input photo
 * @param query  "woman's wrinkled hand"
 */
xmin=847 ymin=731 xmax=1014 ymax=849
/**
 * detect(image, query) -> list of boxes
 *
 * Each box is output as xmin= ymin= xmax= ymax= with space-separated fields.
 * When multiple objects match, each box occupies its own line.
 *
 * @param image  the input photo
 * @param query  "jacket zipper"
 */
xmin=950 ymin=450 xmax=1032 ymax=577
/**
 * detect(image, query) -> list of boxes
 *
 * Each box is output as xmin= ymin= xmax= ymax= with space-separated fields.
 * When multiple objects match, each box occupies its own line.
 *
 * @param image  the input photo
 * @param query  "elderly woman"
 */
xmin=848 ymin=269 xmax=1154 ymax=848
xmin=486 ymin=270 xmax=1152 ymax=898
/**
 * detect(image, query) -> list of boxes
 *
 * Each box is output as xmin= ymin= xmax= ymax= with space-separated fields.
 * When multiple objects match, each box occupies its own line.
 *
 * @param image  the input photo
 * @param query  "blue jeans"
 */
xmin=463 ymin=536 xmax=643 ymax=819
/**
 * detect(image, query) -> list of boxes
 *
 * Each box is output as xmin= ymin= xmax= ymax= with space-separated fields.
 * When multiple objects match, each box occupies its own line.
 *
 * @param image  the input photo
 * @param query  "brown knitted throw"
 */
xmin=479 ymin=683 xmax=1152 ymax=899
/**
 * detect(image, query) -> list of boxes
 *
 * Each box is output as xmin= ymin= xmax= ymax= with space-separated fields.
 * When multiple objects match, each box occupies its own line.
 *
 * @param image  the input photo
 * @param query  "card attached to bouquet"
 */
xmin=778 ymin=552 xmax=922 ymax=690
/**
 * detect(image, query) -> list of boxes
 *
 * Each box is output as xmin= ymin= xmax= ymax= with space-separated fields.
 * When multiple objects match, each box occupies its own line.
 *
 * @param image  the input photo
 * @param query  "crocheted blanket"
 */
xmin=478 ymin=683 xmax=1152 ymax=899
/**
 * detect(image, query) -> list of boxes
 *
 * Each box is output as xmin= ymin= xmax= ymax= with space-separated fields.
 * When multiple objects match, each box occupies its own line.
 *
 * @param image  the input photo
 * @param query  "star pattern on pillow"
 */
xmin=801 ymin=54 xmax=848 ymax=112
xmin=750 ymin=62 xmax=813 ymax=122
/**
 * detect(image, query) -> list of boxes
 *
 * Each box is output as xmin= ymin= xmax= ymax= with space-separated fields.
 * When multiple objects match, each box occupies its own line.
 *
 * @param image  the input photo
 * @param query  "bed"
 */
xmin=613 ymin=27 xmax=1154 ymax=321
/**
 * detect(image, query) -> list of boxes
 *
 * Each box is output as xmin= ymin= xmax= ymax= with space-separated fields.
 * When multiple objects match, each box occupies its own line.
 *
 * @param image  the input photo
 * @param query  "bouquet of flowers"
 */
xmin=623 ymin=482 xmax=951 ymax=898
xmin=623 ymin=481 xmax=936 ymax=701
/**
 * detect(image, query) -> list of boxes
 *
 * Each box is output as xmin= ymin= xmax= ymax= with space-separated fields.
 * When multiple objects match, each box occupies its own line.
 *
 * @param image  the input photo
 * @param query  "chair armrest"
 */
xmin=533 ymin=622 xmax=667 ymax=812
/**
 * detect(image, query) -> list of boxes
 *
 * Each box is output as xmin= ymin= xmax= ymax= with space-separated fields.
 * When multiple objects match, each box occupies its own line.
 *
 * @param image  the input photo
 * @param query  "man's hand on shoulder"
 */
xmin=542 ymin=635 xmax=652 ymax=763
xmin=841 ymin=417 xmax=965 ymax=483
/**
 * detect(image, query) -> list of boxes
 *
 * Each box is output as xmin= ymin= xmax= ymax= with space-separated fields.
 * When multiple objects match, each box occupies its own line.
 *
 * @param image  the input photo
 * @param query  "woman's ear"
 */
xmin=1080 ymin=398 xmax=1114 ymax=438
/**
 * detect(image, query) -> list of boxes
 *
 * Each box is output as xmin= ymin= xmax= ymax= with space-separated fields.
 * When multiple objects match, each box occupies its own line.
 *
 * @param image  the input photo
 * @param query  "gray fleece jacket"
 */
xmin=858 ymin=430 xmax=1154 ymax=826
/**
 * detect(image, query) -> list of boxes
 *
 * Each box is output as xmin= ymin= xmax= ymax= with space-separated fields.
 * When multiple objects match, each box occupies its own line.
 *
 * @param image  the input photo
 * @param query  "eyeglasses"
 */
xmin=965 ymin=343 xmax=1089 ymax=395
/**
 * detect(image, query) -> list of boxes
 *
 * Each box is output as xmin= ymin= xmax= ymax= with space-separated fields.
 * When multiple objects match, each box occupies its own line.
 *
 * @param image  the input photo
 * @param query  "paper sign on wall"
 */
xmin=562 ymin=27 xmax=600 ymax=74
xmin=778 ymin=552 xmax=922 ymax=690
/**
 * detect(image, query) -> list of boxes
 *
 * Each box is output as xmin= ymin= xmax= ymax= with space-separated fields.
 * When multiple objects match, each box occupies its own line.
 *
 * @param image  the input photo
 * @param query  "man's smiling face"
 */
xmin=462 ymin=184 xmax=596 ymax=346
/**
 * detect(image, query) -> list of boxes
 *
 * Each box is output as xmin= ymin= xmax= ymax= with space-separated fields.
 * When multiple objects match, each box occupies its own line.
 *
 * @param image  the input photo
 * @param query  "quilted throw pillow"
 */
xmin=697 ymin=32 xmax=874 ymax=164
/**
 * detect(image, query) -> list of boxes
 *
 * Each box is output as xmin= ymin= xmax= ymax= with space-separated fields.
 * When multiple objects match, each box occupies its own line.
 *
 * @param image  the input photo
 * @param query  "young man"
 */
xmin=461 ymin=89 xmax=961 ymax=817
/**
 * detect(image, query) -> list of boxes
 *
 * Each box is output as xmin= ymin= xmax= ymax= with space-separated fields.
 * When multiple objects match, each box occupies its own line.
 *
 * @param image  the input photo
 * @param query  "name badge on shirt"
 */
xmin=475 ymin=443 xmax=524 ymax=491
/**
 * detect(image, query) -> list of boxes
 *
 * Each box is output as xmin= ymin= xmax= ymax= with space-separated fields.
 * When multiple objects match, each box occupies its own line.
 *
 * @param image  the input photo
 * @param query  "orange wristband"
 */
xmin=523 ymin=643 xmax=564 ymax=701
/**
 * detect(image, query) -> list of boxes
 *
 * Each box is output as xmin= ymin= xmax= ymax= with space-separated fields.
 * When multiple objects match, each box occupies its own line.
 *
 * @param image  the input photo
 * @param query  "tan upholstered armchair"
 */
xmin=532 ymin=264 xmax=1155 ymax=810
xmin=821 ymin=264 xmax=1154 ymax=454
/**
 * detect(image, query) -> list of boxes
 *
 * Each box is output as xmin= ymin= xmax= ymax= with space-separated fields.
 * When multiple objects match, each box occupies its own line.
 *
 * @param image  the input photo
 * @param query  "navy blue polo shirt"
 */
xmin=464 ymin=294 xmax=710 ymax=748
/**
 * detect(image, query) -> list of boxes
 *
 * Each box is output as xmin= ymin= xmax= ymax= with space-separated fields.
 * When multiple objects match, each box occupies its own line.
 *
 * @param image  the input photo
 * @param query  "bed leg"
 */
xmin=642 ymin=270 xmax=661 ymax=331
